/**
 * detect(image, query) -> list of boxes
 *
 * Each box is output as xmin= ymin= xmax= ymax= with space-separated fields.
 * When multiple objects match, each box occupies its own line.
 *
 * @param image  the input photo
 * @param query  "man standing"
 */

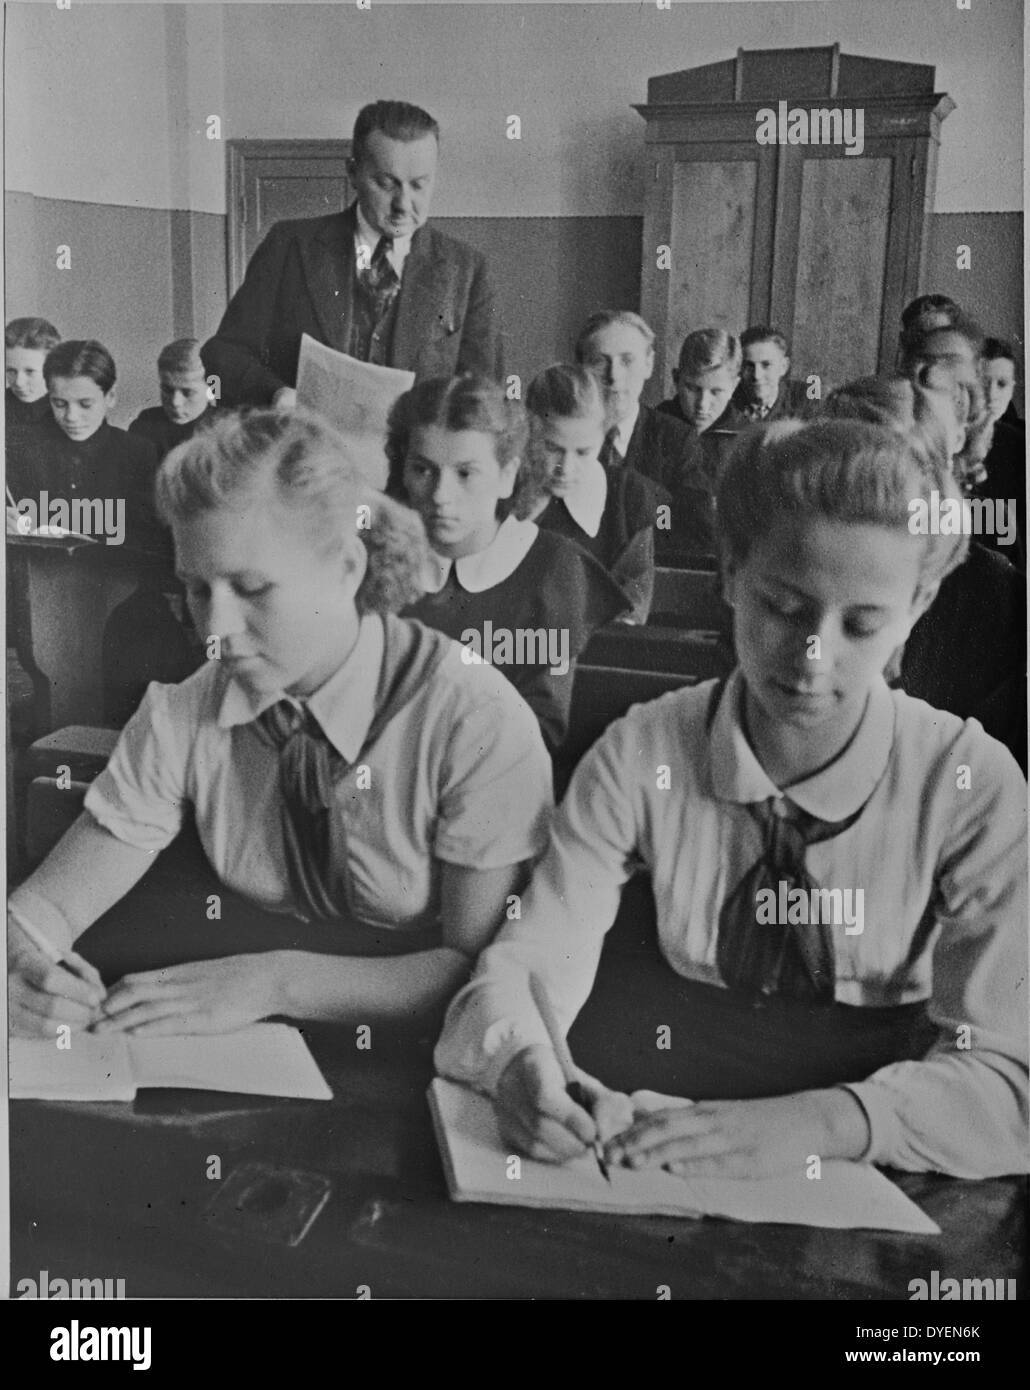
xmin=202 ymin=101 xmax=504 ymax=409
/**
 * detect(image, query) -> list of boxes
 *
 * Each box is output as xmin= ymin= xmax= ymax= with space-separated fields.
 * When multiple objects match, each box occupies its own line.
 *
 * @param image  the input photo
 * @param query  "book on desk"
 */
xmin=429 ymin=1078 xmax=940 ymax=1234
xmin=10 ymin=1021 xmax=333 ymax=1102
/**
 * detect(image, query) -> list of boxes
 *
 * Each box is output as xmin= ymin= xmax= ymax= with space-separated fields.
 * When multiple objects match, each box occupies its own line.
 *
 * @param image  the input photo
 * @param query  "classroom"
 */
xmin=4 ymin=0 xmax=1027 ymax=1321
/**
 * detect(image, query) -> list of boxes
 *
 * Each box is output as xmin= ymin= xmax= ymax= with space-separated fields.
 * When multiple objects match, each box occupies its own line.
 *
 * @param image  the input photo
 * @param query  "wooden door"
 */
xmin=226 ymin=140 xmax=352 ymax=294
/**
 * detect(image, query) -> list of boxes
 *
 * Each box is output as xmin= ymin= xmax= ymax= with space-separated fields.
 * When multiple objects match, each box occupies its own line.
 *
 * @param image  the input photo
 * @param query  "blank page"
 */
xmin=128 ymin=1023 xmax=332 ymax=1100
xmin=10 ymin=1032 xmax=135 ymax=1101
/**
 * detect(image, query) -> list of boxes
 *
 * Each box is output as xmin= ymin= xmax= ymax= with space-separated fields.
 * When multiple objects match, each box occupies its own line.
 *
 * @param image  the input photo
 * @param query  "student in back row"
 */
xmin=129 ymin=339 xmax=218 ymax=458
xmin=657 ymin=328 xmax=748 ymax=546
xmin=517 ymin=364 xmax=657 ymax=623
xmin=388 ymin=375 xmax=628 ymax=755
xmin=731 ymin=326 xmax=808 ymax=423
xmin=574 ymin=310 xmax=711 ymax=558
xmin=436 ymin=416 xmax=1027 ymax=1181
xmin=5 ymin=317 xmax=61 ymax=438
xmin=6 ymin=340 xmax=160 ymax=552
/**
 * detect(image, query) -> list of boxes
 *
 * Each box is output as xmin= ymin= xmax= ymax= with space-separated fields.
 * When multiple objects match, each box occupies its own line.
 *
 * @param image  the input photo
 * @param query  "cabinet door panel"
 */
xmin=791 ymin=155 xmax=893 ymax=389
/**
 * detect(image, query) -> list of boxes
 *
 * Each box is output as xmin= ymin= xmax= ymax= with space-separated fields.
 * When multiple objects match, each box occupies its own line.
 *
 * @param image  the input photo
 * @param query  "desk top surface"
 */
xmin=11 ymin=1034 xmax=1026 ymax=1301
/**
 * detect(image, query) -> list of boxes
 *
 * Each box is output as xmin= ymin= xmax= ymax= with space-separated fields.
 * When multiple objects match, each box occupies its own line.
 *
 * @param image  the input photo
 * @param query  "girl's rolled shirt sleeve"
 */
xmin=84 ymin=680 xmax=191 ymax=853
xmin=844 ymin=737 xmax=1028 ymax=1177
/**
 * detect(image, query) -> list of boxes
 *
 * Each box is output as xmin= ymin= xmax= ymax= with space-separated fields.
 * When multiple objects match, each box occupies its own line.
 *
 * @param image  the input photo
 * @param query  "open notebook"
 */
xmin=10 ymin=1022 xmax=332 ymax=1102
xmin=429 ymin=1079 xmax=939 ymax=1234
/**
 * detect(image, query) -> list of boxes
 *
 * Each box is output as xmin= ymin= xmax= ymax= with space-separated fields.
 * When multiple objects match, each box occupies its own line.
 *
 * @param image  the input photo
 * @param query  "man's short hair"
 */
xmin=740 ymin=325 xmax=790 ymax=355
xmin=677 ymin=328 xmax=742 ymax=377
xmin=352 ymin=101 xmax=439 ymax=165
xmin=574 ymin=310 xmax=655 ymax=360
xmin=6 ymin=317 xmax=61 ymax=353
xmin=900 ymin=294 xmax=959 ymax=331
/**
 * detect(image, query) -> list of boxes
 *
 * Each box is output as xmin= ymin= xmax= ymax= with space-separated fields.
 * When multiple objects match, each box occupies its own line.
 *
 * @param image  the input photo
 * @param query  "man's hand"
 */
xmin=272 ymin=386 xmax=298 ymax=413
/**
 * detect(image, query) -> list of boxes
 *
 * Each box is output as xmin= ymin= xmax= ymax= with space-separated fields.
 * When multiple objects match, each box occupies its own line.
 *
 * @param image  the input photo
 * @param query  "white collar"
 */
xmin=557 ymin=458 xmax=607 ymax=537
xmin=421 ymin=515 xmax=539 ymax=593
xmin=354 ymin=204 xmax=413 ymax=276
xmin=611 ymin=405 xmax=640 ymax=456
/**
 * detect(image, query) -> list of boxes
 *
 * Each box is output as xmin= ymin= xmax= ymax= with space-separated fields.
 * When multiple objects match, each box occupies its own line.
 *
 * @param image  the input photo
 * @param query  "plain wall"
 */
xmin=4 ymin=1 xmax=1024 ymax=422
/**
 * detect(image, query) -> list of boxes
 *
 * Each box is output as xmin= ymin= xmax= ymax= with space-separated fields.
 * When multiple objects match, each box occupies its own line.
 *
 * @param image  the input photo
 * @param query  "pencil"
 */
xmin=8 ymin=903 xmax=104 ymax=993
xmin=529 ymin=973 xmax=611 ymax=1183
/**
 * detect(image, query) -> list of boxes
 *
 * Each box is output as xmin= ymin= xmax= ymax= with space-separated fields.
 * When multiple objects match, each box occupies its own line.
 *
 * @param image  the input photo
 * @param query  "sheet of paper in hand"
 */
xmin=295 ymin=333 xmax=414 ymax=489
xmin=428 ymin=1079 xmax=940 ymax=1234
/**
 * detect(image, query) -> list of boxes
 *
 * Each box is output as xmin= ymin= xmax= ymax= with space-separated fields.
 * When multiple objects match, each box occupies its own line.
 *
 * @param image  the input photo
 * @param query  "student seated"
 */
xmin=901 ymin=317 xmax=1023 ymax=569
xmin=658 ymin=328 xmax=746 ymax=435
xmin=8 ymin=409 xmax=553 ymax=1040
xmin=732 ymin=326 xmax=808 ymax=423
xmin=5 ymin=316 xmax=61 ymax=435
xmin=820 ymin=376 xmax=1027 ymax=766
xmin=6 ymin=340 xmax=160 ymax=554
xmin=982 ymin=336 xmax=1022 ymax=433
xmin=574 ymin=310 xmax=710 ymax=559
xmin=976 ymin=338 xmax=1026 ymax=572
xmin=517 ymin=364 xmax=657 ymax=624
xmin=658 ymin=327 xmax=748 ymax=482
xmin=129 ymin=338 xmax=217 ymax=458
xmin=436 ymin=418 xmax=1027 ymax=1181
xmin=389 ymin=375 xmax=629 ymax=755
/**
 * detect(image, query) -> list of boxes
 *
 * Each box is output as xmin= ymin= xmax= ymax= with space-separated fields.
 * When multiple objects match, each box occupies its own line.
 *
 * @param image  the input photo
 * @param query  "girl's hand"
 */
xmin=9 ymin=949 xmax=107 ymax=1038
xmin=495 ymin=1043 xmax=635 ymax=1163
xmin=93 ymin=954 xmax=283 ymax=1036
xmin=607 ymin=1091 xmax=870 ymax=1180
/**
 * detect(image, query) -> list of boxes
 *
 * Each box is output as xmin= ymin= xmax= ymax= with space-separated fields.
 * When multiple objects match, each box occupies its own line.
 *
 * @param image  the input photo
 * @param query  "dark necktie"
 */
xmin=599 ymin=426 xmax=622 ymax=468
xmin=360 ymin=236 xmax=401 ymax=323
xmin=716 ymin=796 xmax=864 ymax=1004
xmin=257 ymin=697 xmax=349 ymax=921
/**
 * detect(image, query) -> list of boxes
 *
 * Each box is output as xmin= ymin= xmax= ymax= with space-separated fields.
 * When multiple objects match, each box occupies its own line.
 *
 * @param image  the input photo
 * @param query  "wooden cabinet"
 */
xmin=634 ymin=46 xmax=954 ymax=395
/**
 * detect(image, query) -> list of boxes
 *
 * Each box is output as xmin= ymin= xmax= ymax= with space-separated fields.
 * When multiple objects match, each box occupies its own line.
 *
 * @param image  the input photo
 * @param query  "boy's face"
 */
xmin=724 ymin=514 xmax=933 ymax=754
xmin=173 ymin=500 xmax=364 ymax=701
xmin=350 ymin=131 xmax=438 ymax=241
xmin=403 ymin=425 xmax=519 ymax=559
xmin=6 ymin=346 xmax=48 ymax=402
xmin=160 ymin=369 xmax=209 ymax=426
xmin=579 ymin=325 xmax=654 ymax=425
xmin=674 ymin=363 xmax=739 ymax=432
xmin=982 ymin=356 xmax=1015 ymax=424
xmin=533 ymin=413 xmax=604 ymax=496
xmin=48 ymin=374 xmax=115 ymax=441
xmin=740 ymin=341 xmax=790 ymax=407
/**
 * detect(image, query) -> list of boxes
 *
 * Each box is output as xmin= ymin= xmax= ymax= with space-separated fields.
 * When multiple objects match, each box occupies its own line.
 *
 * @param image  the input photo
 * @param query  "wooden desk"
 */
xmin=9 ymin=862 xmax=1026 ymax=1301
xmin=11 ymin=1043 xmax=1025 ymax=1301
xmin=7 ymin=534 xmax=139 ymax=731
